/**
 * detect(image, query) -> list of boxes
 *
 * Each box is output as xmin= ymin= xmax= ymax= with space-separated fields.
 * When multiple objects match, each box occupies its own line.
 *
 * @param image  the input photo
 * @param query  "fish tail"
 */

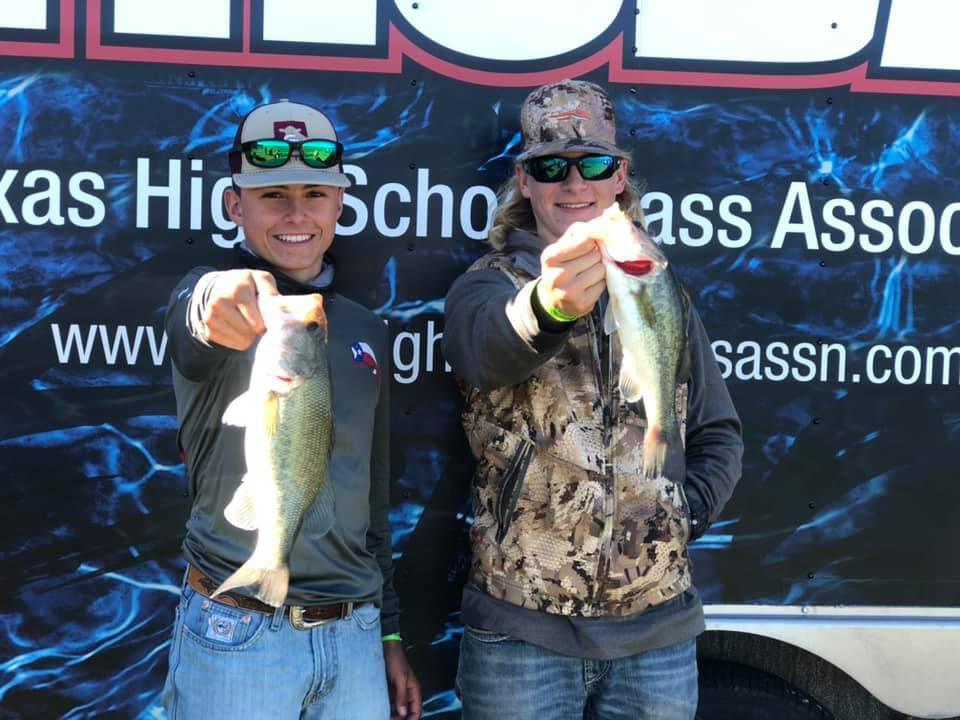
xmin=211 ymin=561 xmax=290 ymax=608
xmin=642 ymin=424 xmax=668 ymax=480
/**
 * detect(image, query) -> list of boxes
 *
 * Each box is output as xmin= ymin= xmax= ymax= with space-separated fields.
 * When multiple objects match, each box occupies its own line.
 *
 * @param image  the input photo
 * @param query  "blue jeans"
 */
xmin=457 ymin=626 xmax=698 ymax=720
xmin=161 ymin=581 xmax=389 ymax=720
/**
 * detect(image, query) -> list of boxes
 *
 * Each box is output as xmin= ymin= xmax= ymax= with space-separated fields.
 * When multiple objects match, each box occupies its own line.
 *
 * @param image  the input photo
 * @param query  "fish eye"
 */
xmin=306 ymin=321 xmax=320 ymax=333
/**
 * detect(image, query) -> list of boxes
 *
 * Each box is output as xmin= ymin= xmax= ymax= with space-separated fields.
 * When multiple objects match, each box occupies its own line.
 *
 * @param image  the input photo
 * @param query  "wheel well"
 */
xmin=697 ymin=630 xmax=911 ymax=720
xmin=698 ymin=660 xmax=833 ymax=719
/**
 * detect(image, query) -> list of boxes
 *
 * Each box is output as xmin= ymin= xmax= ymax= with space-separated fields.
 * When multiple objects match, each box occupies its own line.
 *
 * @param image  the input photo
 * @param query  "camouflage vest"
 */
xmin=461 ymin=252 xmax=693 ymax=617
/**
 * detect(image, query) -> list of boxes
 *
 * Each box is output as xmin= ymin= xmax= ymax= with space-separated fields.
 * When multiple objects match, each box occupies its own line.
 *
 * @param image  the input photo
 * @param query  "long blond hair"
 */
xmin=487 ymin=166 xmax=647 ymax=250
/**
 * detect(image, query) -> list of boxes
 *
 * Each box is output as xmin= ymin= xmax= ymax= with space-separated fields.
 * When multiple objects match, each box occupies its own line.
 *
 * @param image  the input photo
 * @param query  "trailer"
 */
xmin=0 ymin=2 xmax=957 ymax=718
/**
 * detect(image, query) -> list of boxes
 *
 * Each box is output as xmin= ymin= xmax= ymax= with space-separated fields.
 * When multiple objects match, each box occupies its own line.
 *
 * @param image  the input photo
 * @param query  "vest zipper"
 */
xmin=587 ymin=310 xmax=616 ymax=603
xmin=494 ymin=439 xmax=535 ymax=544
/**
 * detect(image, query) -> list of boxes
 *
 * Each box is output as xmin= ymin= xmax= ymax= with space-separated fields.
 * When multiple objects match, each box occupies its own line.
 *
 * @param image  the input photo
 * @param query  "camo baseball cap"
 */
xmin=516 ymin=80 xmax=630 ymax=162
xmin=229 ymin=99 xmax=351 ymax=188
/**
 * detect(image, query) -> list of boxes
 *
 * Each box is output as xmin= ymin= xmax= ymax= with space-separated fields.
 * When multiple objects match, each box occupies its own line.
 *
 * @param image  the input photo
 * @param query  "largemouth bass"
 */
xmin=588 ymin=203 xmax=687 ymax=480
xmin=215 ymin=293 xmax=335 ymax=607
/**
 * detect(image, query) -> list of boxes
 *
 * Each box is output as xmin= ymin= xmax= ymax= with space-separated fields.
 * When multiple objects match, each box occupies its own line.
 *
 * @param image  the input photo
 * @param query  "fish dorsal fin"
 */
xmin=303 ymin=476 xmax=337 ymax=539
xmin=222 ymin=391 xmax=252 ymax=427
xmin=603 ymin=302 xmax=618 ymax=335
xmin=619 ymin=348 xmax=644 ymax=403
xmin=224 ymin=476 xmax=258 ymax=530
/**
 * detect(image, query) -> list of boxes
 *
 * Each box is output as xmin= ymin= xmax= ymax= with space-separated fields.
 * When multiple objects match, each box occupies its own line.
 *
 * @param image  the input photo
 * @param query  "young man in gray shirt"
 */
xmin=163 ymin=99 xmax=421 ymax=720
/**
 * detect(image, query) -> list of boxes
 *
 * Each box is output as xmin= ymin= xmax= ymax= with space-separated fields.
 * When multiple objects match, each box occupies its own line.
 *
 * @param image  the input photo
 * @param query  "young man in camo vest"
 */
xmin=442 ymin=80 xmax=743 ymax=720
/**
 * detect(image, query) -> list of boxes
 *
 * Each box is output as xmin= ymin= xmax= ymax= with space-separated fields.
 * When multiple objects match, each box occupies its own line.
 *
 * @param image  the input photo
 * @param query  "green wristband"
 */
xmin=543 ymin=301 xmax=578 ymax=324
xmin=535 ymin=279 xmax=578 ymax=323
xmin=381 ymin=632 xmax=402 ymax=642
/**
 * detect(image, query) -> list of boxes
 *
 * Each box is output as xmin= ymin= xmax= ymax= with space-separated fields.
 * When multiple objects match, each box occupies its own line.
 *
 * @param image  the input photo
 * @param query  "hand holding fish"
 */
xmin=537 ymin=222 xmax=607 ymax=321
xmin=201 ymin=269 xmax=280 ymax=350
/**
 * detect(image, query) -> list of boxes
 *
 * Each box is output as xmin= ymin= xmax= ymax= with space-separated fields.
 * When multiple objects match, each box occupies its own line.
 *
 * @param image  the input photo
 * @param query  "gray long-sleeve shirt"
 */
xmin=166 ymin=259 xmax=399 ymax=635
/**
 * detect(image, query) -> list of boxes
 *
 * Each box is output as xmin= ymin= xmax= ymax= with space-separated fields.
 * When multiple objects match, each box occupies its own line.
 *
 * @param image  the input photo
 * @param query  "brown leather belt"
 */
xmin=187 ymin=565 xmax=353 ymax=629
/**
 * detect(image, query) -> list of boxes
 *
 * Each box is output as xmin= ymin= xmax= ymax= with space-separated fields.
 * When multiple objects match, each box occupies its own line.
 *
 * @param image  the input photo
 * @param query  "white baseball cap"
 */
xmin=229 ymin=99 xmax=351 ymax=188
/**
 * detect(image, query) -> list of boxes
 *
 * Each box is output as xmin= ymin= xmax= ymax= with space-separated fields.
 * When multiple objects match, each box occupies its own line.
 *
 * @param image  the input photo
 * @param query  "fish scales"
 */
xmin=264 ymin=368 xmax=333 ymax=538
xmin=612 ymin=261 xmax=685 ymax=478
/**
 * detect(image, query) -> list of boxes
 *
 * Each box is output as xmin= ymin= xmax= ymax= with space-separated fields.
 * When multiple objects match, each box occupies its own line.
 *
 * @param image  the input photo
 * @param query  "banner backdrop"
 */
xmin=2 ymin=2 xmax=960 ymax=717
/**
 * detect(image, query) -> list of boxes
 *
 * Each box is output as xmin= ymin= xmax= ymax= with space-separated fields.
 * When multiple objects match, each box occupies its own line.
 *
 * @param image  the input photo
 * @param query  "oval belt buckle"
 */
xmin=290 ymin=605 xmax=332 ymax=630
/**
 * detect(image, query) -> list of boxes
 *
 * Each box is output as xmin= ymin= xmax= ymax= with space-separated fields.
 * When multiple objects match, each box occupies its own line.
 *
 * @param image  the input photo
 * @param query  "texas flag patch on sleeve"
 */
xmin=350 ymin=341 xmax=379 ymax=376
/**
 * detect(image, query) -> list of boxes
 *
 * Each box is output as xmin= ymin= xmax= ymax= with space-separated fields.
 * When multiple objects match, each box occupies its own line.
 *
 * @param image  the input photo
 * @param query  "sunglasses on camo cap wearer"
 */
xmin=229 ymin=138 xmax=344 ymax=172
xmin=522 ymin=154 xmax=622 ymax=183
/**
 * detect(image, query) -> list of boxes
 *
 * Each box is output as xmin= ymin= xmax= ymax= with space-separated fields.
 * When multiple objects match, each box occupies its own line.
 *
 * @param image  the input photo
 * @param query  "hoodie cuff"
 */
xmin=684 ymin=485 xmax=711 ymax=541
xmin=506 ymin=279 xmax=574 ymax=354
xmin=530 ymin=278 xmax=578 ymax=332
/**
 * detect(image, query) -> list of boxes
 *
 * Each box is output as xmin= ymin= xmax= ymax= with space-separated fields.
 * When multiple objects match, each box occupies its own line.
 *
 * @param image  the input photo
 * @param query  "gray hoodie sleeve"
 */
xmin=442 ymin=268 xmax=572 ymax=391
xmin=682 ymin=305 xmax=744 ymax=539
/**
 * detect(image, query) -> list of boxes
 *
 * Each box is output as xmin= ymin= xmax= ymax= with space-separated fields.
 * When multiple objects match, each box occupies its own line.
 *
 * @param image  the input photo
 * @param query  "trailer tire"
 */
xmin=697 ymin=661 xmax=834 ymax=720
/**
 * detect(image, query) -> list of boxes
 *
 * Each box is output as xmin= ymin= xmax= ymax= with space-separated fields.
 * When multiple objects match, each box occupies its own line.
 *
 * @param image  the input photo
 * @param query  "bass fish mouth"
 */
xmin=614 ymin=259 xmax=655 ymax=276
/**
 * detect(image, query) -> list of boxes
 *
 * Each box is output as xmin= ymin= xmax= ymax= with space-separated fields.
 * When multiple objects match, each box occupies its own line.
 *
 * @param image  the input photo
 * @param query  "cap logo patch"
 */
xmin=273 ymin=120 xmax=308 ymax=141
xmin=545 ymin=108 xmax=592 ymax=122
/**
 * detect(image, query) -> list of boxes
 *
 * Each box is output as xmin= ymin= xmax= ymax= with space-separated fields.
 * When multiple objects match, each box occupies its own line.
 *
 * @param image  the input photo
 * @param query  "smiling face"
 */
xmin=517 ymin=151 xmax=627 ymax=244
xmin=225 ymin=184 xmax=344 ymax=283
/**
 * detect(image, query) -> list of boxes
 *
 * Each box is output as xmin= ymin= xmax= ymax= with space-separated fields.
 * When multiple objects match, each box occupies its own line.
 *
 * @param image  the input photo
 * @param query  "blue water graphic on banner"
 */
xmin=1 ymin=62 xmax=958 ymax=718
